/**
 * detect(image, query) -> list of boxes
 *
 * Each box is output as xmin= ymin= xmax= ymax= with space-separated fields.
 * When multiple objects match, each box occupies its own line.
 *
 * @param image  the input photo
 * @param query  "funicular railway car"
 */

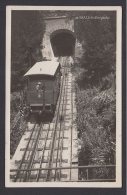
xmin=24 ymin=61 xmax=61 ymax=114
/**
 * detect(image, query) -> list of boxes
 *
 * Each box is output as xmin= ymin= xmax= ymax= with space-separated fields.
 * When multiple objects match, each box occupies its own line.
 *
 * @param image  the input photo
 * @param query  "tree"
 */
xmin=74 ymin=11 xmax=116 ymax=86
xmin=11 ymin=11 xmax=46 ymax=92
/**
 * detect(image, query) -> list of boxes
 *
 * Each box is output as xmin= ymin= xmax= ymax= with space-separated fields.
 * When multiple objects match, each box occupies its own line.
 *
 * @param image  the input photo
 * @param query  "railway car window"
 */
xmin=29 ymin=82 xmax=44 ymax=91
xmin=27 ymin=75 xmax=55 ymax=91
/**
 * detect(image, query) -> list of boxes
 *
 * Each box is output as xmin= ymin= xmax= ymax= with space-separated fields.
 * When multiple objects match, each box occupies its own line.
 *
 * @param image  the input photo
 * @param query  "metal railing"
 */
xmin=10 ymin=164 xmax=116 ymax=182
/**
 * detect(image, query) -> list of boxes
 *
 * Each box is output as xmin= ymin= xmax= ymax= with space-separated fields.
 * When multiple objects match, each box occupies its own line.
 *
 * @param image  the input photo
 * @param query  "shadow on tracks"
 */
xmin=28 ymin=113 xmax=54 ymax=124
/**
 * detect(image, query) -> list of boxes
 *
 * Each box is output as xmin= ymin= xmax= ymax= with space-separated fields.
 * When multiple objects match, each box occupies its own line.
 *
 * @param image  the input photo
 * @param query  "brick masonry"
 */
xmin=42 ymin=17 xmax=83 ymax=61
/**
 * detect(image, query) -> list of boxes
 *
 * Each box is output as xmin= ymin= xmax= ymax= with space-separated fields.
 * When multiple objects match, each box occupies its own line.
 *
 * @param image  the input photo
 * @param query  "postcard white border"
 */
xmin=6 ymin=6 xmax=122 ymax=188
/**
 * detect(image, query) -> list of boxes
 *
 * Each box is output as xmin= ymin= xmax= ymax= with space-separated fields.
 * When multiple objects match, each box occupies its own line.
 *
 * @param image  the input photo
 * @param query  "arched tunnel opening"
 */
xmin=50 ymin=30 xmax=75 ymax=57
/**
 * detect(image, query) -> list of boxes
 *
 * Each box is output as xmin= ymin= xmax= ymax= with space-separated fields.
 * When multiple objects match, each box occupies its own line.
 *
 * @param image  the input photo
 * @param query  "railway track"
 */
xmin=10 ymin=56 xmax=116 ymax=182
xmin=10 ymin=56 xmax=78 ymax=182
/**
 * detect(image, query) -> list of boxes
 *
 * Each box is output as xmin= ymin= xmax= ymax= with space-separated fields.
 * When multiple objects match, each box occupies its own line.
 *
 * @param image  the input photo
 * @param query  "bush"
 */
xmin=76 ymin=76 xmax=116 ymax=169
xmin=11 ymin=92 xmax=20 ymax=122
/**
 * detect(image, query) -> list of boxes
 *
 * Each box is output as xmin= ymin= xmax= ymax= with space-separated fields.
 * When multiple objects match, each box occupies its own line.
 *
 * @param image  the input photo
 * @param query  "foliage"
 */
xmin=74 ymin=12 xmax=116 ymax=178
xmin=10 ymin=92 xmax=29 ymax=158
xmin=76 ymin=80 xmax=116 ymax=168
xmin=73 ymin=14 xmax=116 ymax=178
xmin=74 ymin=11 xmax=116 ymax=86
xmin=11 ymin=92 xmax=21 ymax=122
xmin=10 ymin=114 xmax=28 ymax=158
xmin=11 ymin=11 xmax=46 ymax=92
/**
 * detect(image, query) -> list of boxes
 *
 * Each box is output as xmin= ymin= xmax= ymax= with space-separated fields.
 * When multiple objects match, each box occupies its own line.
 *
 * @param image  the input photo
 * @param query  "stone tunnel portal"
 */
xmin=50 ymin=30 xmax=75 ymax=57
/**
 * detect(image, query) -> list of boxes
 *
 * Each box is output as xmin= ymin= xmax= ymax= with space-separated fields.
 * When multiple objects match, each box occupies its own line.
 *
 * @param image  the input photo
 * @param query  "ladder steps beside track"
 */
xmin=65 ymin=108 xmax=70 ymax=111
xmin=24 ymin=137 xmax=68 ymax=141
xmin=20 ymin=146 xmax=68 ymax=151
xmin=55 ymin=147 xmax=68 ymax=150
xmin=15 ymin=160 xmax=41 ymax=164
xmin=50 ymin=129 xmax=70 ymax=133
xmin=20 ymin=147 xmax=50 ymax=151
xmin=64 ymin=120 xmax=70 ymax=123
xmin=64 ymin=126 xmax=70 ymax=130
xmin=26 ymin=128 xmax=69 ymax=132
xmin=10 ymin=173 xmax=68 ymax=179
xmin=15 ymin=158 xmax=68 ymax=164
xmin=63 ymin=114 xmax=70 ymax=117
xmin=24 ymin=138 xmax=52 ymax=141
xmin=64 ymin=98 xmax=71 ymax=101
xmin=61 ymin=103 xmax=70 ymax=105
xmin=64 ymin=117 xmax=71 ymax=120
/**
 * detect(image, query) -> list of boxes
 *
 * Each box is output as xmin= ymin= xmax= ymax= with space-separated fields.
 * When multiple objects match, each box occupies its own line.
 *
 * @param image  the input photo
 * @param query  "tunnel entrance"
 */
xmin=50 ymin=30 xmax=75 ymax=57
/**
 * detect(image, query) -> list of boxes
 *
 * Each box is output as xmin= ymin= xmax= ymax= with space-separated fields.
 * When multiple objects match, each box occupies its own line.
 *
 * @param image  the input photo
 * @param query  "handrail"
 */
xmin=10 ymin=164 xmax=116 ymax=172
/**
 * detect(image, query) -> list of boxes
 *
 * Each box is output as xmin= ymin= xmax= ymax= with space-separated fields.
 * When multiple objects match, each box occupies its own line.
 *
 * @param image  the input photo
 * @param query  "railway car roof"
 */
xmin=24 ymin=61 xmax=60 ymax=76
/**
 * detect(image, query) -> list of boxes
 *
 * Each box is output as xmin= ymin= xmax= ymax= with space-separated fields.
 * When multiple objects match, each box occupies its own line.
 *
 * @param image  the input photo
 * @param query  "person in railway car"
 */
xmin=36 ymin=82 xmax=41 ymax=91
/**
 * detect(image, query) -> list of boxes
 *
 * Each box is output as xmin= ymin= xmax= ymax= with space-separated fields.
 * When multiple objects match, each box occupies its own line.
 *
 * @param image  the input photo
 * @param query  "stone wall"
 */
xmin=42 ymin=18 xmax=74 ymax=60
xmin=42 ymin=16 xmax=84 ymax=63
xmin=74 ymin=40 xmax=84 ymax=63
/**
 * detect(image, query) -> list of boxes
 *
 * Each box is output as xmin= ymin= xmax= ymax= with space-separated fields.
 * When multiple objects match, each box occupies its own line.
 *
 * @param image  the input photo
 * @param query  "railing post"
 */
xmin=86 ymin=168 xmax=88 ymax=180
xmin=53 ymin=90 xmax=54 ymax=104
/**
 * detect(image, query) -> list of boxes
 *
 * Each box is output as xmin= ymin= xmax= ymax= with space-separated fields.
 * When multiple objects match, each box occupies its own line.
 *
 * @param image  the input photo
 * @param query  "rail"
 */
xmin=13 ymin=123 xmax=37 ymax=182
xmin=45 ymin=57 xmax=69 ymax=181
